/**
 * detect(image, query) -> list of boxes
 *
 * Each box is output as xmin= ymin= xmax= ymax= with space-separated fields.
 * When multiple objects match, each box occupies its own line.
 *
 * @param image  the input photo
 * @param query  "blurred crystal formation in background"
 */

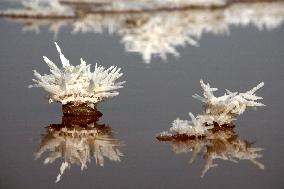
xmin=1 ymin=0 xmax=283 ymax=63
xmin=158 ymin=127 xmax=264 ymax=177
xmin=59 ymin=0 xmax=227 ymax=11
xmin=0 ymin=0 xmax=74 ymax=18
xmin=34 ymin=110 xmax=123 ymax=182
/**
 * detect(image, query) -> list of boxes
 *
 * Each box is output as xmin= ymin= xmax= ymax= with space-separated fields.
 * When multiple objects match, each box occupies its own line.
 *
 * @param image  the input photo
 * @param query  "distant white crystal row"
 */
xmin=60 ymin=0 xmax=226 ymax=10
xmin=155 ymin=0 xmax=226 ymax=7
xmin=224 ymin=2 xmax=284 ymax=31
xmin=1 ymin=0 xmax=74 ymax=17
xmin=35 ymin=126 xmax=123 ymax=182
xmin=0 ymin=0 xmax=226 ymax=19
xmin=171 ymin=129 xmax=264 ymax=177
xmin=59 ymin=2 xmax=284 ymax=64
xmin=29 ymin=42 xmax=125 ymax=106
xmin=2 ymin=1 xmax=283 ymax=63
xmin=117 ymin=2 xmax=284 ymax=63
xmin=158 ymin=80 xmax=264 ymax=137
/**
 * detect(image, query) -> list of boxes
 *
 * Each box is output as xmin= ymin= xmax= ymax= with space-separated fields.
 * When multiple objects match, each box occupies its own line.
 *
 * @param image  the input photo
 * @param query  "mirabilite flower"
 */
xmin=29 ymin=42 xmax=125 ymax=107
xmin=157 ymin=80 xmax=264 ymax=139
xmin=193 ymin=80 xmax=265 ymax=124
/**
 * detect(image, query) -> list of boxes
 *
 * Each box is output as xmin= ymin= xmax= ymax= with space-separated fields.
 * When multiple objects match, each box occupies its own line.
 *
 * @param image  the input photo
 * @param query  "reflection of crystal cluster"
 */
xmin=158 ymin=80 xmax=264 ymax=138
xmin=29 ymin=42 xmax=125 ymax=106
xmin=1 ymin=1 xmax=284 ymax=63
xmin=169 ymin=129 xmax=264 ymax=177
xmin=34 ymin=113 xmax=123 ymax=182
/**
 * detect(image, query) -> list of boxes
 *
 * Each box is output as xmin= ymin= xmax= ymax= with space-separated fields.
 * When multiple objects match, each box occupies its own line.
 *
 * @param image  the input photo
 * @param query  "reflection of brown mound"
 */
xmin=48 ymin=121 xmax=112 ymax=136
xmin=157 ymin=127 xmax=264 ymax=177
xmin=35 ymin=110 xmax=123 ymax=182
xmin=156 ymin=122 xmax=235 ymax=141
xmin=59 ymin=0 xmax=283 ymax=14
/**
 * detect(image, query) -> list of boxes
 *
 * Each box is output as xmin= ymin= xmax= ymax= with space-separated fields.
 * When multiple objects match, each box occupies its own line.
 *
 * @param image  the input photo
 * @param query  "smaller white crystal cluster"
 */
xmin=171 ymin=129 xmax=264 ymax=177
xmin=29 ymin=42 xmax=125 ymax=106
xmin=193 ymin=80 xmax=265 ymax=124
xmin=158 ymin=80 xmax=264 ymax=137
xmin=35 ymin=126 xmax=123 ymax=182
xmin=160 ymin=113 xmax=214 ymax=137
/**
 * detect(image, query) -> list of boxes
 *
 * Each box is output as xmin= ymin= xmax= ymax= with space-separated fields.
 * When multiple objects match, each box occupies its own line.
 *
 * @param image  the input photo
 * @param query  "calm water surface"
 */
xmin=0 ymin=3 xmax=284 ymax=189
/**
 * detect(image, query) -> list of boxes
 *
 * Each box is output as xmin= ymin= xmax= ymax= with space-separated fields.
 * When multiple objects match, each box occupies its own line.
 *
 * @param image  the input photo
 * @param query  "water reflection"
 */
xmin=158 ymin=126 xmax=264 ymax=177
xmin=1 ymin=1 xmax=283 ymax=63
xmin=34 ymin=110 xmax=123 ymax=182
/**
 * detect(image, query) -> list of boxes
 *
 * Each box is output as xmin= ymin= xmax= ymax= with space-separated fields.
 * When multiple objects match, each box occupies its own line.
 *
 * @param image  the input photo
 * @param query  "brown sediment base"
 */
xmin=0 ymin=0 xmax=282 ymax=19
xmin=62 ymin=114 xmax=102 ymax=126
xmin=43 ymin=102 xmax=113 ymax=133
xmin=60 ymin=0 xmax=283 ymax=15
xmin=0 ymin=12 xmax=75 ymax=19
xmin=209 ymin=122 xmax=235 ymax=132
xmin=62 ymin=102 xmax=100 ymax=116
xmin=61 ymin=3 xmax=229 ymax=15
xmin=46 ymin=103 xmax=114 ymax=134
xmin=156 ymin=122 xmax=235 ymax=141
xmin=157 ymin=134 xmax=206 ymax=141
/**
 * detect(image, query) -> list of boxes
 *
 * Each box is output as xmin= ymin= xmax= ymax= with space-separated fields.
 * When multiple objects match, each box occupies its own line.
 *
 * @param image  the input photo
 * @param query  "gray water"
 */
xmin=0 ymin=6 xmax=284 ymax=189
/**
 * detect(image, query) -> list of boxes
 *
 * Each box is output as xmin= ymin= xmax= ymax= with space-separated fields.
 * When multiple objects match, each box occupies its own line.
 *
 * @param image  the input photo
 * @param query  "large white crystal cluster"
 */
xmin=158 ymin=80 xmax=264 ymax=137
xmin=35 ymin=126 xmax=123 ymax=182
xmin=170 ymin=129 xmax=264 ymax=177
xmin=29 ymin=42 xmax=125 ymax=106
